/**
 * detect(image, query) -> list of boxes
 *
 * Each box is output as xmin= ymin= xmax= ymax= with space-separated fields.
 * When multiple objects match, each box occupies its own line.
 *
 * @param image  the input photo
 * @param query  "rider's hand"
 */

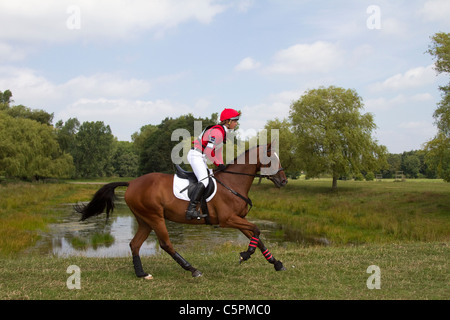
xmin=217 ymin=164 xmax=226 ymax=171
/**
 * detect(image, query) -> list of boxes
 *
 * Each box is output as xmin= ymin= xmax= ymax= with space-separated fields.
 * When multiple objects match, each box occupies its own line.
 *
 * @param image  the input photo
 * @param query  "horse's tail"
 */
xmin=75 ymin=182 xmax=129 ymax=221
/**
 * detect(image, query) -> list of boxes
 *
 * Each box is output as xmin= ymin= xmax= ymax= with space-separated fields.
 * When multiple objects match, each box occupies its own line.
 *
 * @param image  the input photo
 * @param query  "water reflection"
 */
xmin=32 ymin=202 xmax=290 ymax=257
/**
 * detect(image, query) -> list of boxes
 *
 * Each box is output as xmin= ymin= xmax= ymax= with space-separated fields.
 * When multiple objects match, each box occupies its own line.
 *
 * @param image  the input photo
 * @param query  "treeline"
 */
xmin=0 ymin=90 xmax=221 ymax=180
xmin=0 ymin=88 xmax=437 ymax=182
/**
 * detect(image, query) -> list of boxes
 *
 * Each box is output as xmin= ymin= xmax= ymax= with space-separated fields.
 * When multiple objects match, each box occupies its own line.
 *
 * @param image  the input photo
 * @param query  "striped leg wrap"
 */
xmin=262 ymin=248 xmax=274 ymax=262
xmin=247 ymin=236 xmax=259 ymax=253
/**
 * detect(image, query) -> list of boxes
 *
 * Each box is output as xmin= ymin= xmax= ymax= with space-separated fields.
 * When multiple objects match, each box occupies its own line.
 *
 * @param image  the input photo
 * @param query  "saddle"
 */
xmin=173 ymin=165 xmax=217 ymax=202
xmin=173 ymin=165 xmax=217 ymax=225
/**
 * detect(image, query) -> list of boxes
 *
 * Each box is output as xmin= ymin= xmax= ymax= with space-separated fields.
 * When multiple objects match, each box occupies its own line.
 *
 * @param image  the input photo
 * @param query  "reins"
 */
xmin=212 ymin=175 xmax=253 ymax=212
xmin=211 ymin=167 xmax=284 ymax=213
xmin=217 ymin=167 xmax=285 ymax=178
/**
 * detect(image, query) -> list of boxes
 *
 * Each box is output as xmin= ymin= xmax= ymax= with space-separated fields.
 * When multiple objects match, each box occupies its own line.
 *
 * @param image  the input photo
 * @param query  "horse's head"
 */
xmin=259 ymin=143 xmax=288 ymax=188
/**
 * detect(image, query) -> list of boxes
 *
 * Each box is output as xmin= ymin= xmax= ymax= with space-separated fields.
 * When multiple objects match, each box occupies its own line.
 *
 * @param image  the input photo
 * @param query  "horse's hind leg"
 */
xmin=130 ymin=216 xmax=153 ymax=279
xmin=153 ymin=218 xmax=202 ymax=277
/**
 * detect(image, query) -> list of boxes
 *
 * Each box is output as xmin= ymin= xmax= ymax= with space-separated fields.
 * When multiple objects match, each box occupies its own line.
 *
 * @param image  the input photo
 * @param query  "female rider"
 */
xmin=185 ymin=108 xmax=241 ymax=220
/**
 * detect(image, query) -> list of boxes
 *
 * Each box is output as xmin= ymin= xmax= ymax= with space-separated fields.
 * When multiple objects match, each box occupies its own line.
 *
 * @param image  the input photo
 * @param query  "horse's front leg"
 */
xmin=222 ymin=215 xmax=285 ymax=271
xmin=241 ymin=233 xmax=286 ymax=271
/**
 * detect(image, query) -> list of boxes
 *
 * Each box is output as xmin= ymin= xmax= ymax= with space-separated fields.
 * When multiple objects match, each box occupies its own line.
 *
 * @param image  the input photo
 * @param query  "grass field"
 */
xmin=250 ymin=178 xmax=450 ymax=244
xmin=0 ymin=242 xmax=447 ymax=300
xmin=0 ymin=178 xmax=448 ymax=300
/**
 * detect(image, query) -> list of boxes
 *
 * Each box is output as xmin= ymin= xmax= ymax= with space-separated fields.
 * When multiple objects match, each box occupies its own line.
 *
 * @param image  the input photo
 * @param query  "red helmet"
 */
xmin=220 ymin=108 xmax=241 ymax=122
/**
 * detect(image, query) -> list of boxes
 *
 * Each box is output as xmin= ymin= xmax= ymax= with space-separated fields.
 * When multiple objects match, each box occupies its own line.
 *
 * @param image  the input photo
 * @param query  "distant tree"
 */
xmin=111 ymin=140 xmax=138 ymax=177
xmin=264 ymin=118 xmax=299 ymax=177
xmin=425 ymin=32 xmax=450 ymax=181
xmin=5 ymin=105 xmax=54 ymax=126
xmin=72 ymin=121 xmax=114 ymax=177
xmin=55 ymin=118 xmax=80 ymax=156
xmin=289 ymin=86 xmax=387 ymax=189
xmin=402 ymin=154 xmax=421 ymax=178
xmin=0 ymin=89 xmax=13 ymax=107
xmin=136 ymin=114 xmax=216 ymax=174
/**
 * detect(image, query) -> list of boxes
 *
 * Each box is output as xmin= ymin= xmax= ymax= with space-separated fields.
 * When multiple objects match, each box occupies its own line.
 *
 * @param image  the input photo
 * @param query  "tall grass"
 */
xmin=249 ymin=179 xmax=450 ymax=244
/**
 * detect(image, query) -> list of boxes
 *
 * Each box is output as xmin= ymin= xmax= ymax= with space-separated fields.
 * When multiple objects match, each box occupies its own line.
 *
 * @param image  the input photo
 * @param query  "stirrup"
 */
xmin=186 ymin=203 xmax=207 ymax=220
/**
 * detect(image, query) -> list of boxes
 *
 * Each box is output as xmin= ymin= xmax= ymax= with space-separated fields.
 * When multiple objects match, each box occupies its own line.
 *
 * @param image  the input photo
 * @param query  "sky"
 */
xmin=0 ymin=0 xmax=449 ymax=153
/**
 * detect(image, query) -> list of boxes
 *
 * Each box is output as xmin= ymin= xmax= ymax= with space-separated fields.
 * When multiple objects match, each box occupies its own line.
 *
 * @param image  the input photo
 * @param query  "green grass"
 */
xmin=249 ymin=178 xmax=450 ymax=244
xmin=0 ymin=242 xmax=448 ymax=300
xmin=0 ymin=182 xmax=100 ymax=256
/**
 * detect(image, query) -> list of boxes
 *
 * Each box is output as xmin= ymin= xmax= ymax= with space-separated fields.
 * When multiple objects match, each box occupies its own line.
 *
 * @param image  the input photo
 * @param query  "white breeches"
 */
xmin=187 ymin=149 xmax=209 ymax=187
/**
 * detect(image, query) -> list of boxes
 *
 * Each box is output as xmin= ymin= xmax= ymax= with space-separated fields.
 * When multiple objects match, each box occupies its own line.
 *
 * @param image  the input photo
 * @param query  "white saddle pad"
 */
xmin=173 ymin=170 xmax=217 ymax=202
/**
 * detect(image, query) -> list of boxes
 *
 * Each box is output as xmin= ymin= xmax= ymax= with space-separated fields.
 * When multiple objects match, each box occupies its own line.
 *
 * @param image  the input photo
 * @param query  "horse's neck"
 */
xmin=220 ymin=163 xmax=258 ymax=194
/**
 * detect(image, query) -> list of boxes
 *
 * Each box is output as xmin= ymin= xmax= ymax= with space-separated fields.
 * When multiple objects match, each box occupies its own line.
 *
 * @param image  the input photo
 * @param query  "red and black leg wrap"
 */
xmin=248 ymin=236 xmax=259 ymax=253
xmin=261 ymin=247 xmax=275 ymax=263
xmin=240 ymin=236 xmax=259 ymax=262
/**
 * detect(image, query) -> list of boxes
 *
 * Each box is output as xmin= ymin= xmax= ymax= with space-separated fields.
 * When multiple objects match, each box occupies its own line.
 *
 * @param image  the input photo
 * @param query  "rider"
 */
xmin=185 ymin=108 xmax=241 ymax=220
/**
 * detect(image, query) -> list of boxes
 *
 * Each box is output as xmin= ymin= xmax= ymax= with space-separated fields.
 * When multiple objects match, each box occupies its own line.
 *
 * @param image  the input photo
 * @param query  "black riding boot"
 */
xmin=185 ymin=182 xmax=207 ymax=220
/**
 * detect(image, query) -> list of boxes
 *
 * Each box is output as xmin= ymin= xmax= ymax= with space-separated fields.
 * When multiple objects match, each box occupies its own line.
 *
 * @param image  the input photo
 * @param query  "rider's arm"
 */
xmin=203 ymin=127 xmax=224 ymax=167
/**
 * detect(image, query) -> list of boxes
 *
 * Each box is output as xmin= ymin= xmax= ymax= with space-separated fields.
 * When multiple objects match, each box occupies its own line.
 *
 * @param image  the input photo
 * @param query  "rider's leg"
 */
xmin=185 ymin=182 xmax=207 ymax=220
xmin=186 ymin=149 xmax=209 ymax=220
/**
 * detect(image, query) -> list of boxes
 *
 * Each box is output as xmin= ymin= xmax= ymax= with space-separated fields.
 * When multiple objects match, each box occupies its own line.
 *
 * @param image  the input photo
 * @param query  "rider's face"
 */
xmin=228 ymin=120 xmax=238 ymax=130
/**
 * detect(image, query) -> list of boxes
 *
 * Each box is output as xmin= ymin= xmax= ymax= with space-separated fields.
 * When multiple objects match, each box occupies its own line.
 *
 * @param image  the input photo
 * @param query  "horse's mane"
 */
xmin=227 ymin=144 xmax=265 ymax=167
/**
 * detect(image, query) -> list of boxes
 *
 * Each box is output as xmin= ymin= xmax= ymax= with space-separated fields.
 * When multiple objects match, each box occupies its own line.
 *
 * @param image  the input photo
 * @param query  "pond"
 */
xmin=31 ymin=200 xmax=302 ymax=258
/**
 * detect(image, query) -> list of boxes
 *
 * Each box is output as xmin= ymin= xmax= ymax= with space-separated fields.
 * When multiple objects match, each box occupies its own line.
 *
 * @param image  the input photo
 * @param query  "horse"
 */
xmin=75 ymin=143 xmax=288 ymax=279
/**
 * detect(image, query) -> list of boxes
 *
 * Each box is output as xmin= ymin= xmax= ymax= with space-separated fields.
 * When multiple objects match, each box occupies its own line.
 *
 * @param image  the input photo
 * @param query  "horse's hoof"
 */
xmin=239 ymin=251 xmax=251 ymax=264
xmin=192 ymin=270 xmax=202 ymax=277
xmin=274 ymin=261 xmax=286 ymax=271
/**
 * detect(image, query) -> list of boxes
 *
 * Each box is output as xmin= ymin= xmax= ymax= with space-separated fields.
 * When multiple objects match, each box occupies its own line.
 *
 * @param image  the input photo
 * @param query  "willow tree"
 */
xmin=289 ymin=86 xmax=387 ymax=189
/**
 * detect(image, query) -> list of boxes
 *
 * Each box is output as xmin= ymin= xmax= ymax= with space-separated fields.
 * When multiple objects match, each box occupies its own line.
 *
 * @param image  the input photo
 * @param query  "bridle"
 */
xmin=211 ymin=148 xmax=286 ymax=213
xmin=215 ymin=167 xmax=285 ymax=179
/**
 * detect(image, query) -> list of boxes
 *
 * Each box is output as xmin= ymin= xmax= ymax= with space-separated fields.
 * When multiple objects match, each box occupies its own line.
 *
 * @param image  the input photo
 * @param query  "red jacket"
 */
xmin=193 ymin=124 xmax=226 ymax=166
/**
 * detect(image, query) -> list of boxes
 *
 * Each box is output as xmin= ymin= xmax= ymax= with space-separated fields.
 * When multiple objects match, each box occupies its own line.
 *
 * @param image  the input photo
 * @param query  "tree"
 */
xmin=136 ymin=114 xmax=216 ymax=174
xmin=402 ymin=154 xmax=421 ymax=178
xmin=289 ymin=86 xmax=387 ymax=189
xmin=72 ymin=121 xmax=114 ymax=177
xmin=425 ymin=32 xmax=450 ymax=181
xmin=111 ymin=140 xmax=139 ymax=177
xmin=1 ymin=90 xmax=53 ymax=126
xmin=55 ymin=118 xmax=80 ymax=156
xmin=0 ymin=112 xmax=74 ymax=180
xmin=264 ymin=118 xmax=299 ymax=178
xmin=0 ymin=89 xmax=13 ymax=107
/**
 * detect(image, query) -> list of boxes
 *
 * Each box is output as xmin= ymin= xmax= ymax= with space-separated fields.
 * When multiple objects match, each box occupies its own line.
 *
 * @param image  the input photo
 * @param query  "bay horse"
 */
xmin=75 ymin=143 xmax=288 ymax=279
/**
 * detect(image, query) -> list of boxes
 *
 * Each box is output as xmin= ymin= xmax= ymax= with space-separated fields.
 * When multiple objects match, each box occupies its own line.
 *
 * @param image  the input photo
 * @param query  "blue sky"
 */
xmin=0 ymin=0 xmax=449 ymax=153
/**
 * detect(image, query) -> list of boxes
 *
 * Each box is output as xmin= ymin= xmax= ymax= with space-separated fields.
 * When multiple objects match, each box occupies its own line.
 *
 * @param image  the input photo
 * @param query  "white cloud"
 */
xmin=369 ymin=65 xmax=436 ymax=92
xmin=365 ymin=92 xmax=434 ymax=113
xmin=0 ymin=66 xmax=58 ymax=106
xmin=381 ymin=18 xmax=409 ymax=36
xmin=421 ymin=0 xmax=450 ymax=25
xmin=57 ymin=98 xmax=192 ymax=140
xmin=0 ymin=42 xmax=27 ymax=63
xmin=235 ymin=0 xmax=254 ymax=13
xmin=0 ymin=66 xmax=195 ymax=140
xmin=62 ymin=74 xmax=152 ymax=99
xmin=0 ymin=66 xmax=153 ymax=106
xmin=265 ymin=41 xmax=344 ymax=74
xmin=234 ymin=57 xmax=261 ymax=71
xmin=237 ymin=88 xmax=304 ymax=140
xmin=0 ymin=0 xmax=226 ymax=43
